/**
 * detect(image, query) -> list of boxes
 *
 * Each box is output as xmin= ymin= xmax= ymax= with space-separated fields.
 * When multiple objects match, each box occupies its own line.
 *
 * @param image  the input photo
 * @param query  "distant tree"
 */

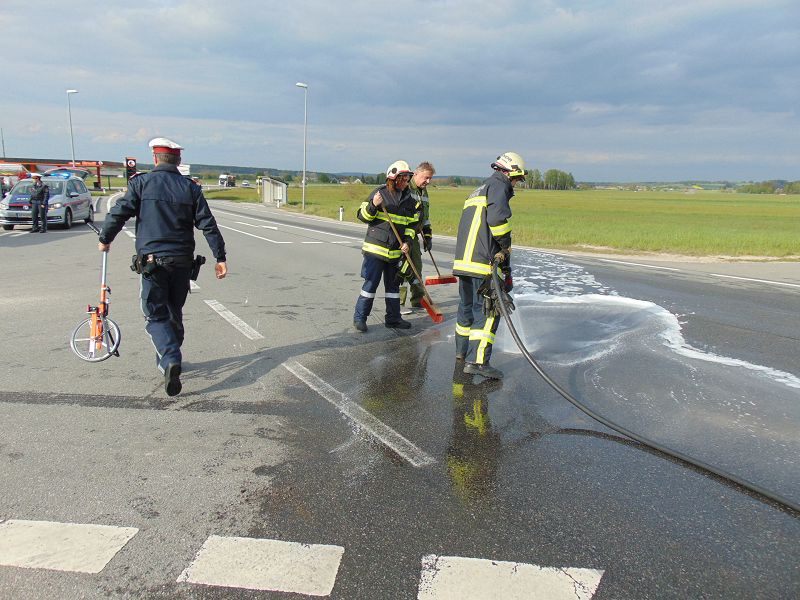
xmin=784 ymin=181 xmax=800 ymax=194
xmin=285 ymin=174 xmax=294 ymax=183
xmin=453 ymin=176 xmax=462 ymax=186
xmin=319 ymin=173 xmax=331 ymax=184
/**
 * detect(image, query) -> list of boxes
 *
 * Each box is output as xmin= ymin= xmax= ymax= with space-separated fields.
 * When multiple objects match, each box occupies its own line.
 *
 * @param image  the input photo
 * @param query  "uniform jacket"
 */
xmin=409 ymin=179 xmax=432 ymax=245
xmin=357 ymin=184 xmax=420 ymax=262
xmin=29 ymin=182 xmax=50 ymax=204
xmin=453 ymin=170 xmax=513 ymax=278
xmin=100 ymin=163 xmax=226 ymax=261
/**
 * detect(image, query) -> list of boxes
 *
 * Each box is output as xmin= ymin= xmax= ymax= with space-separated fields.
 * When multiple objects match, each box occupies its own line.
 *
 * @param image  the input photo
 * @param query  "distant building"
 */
xmin=260 ymin=175 xmax=288 ymax=206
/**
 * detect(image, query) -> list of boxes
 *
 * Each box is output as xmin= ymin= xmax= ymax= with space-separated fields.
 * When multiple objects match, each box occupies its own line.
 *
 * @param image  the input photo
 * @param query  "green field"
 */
xmin=205 ymin=185 xmax=800 ymax=258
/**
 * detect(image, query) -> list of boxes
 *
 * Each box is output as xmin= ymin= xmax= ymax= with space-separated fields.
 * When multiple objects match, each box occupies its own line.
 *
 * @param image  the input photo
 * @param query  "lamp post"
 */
xmin=66 ymin=89 xmax=78 ymax=167
xmin=295 ymin=82 xmax=308 ymax=212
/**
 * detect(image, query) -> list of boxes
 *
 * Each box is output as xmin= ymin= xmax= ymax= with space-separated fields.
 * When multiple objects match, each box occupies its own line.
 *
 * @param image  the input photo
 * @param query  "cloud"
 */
xmin=1 ymin=0 xmax=797 ymax=180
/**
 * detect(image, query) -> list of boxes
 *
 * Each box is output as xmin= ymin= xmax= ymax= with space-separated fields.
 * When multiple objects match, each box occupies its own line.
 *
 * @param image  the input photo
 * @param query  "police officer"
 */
xmin=98 ymin=137 xmax=228 ymax=396
xmin=29 ymin=173 xmax=50 ymax=233
xmin=353 ymin=160 xmax=419 ymax=332
xmin=452 ymin=152 xmax=526 ymax=379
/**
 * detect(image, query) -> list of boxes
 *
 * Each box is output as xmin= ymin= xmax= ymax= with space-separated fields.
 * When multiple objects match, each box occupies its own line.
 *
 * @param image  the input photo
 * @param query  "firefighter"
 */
xmin=353 ymin=160 xmax=420 ymax=332
xmin=29 ymin=173 xmax=50 ymax=233
xmin=452 ymin=152 xmax=526 ymax=379
xmin=400 ymin=162 xmax=436 ymax=313
xmin=98 ymin=137 xmax=228 ymax=396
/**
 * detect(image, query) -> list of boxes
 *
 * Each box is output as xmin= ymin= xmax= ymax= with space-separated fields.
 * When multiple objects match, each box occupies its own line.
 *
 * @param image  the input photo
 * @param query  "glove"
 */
xmin=423 ymin=236 xmax=432 ymax=252
xmin=494 ymin=249 xmax=509 ymax=263
xmin=504 ymin=274 xmax=513 ymax=293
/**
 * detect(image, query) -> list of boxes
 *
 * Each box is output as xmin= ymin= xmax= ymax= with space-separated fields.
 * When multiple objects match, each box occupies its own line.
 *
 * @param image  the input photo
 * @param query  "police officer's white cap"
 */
xmin=30 ymin=172 xmax=42 ymax=178
xmin=149 ymin=137 xmax=184 ymax=154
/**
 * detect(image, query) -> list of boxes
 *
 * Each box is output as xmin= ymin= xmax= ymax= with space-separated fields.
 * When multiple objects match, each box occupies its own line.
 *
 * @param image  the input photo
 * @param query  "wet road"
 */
xmin=0 ymin=201 xmax=798 ymax=599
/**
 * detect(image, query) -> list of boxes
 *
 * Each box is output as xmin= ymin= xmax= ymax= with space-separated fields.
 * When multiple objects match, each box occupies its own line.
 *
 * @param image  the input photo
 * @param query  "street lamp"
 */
xmin=295 ymin=82 xmax=308 ymax=212
xmin=66 ymin=89 xmax=78 ymax=167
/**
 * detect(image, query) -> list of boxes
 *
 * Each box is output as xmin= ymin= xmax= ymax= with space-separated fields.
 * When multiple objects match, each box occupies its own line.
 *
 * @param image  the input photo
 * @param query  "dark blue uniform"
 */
xmin=30 ymin=180 xmax=50 ymax=232
xmin=99 ymin=163 xmax=226 ymax=373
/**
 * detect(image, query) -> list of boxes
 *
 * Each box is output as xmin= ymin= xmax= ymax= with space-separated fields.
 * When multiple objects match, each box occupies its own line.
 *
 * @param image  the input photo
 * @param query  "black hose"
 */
xmin=490 ymin=265 xmax=799 ymax=514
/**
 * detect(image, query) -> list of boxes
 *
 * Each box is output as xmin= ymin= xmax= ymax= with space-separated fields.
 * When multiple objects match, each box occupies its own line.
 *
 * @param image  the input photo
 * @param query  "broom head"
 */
xmin=420 ymin=297 xmax=444 ymax=323
xmin=424 ymin=274 xmax=458 ymax=285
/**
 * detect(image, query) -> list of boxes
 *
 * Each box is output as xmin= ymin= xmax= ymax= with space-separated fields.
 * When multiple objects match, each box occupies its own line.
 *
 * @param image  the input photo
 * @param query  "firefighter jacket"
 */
xmin=100 ymin=163 xmax=226 ymax=262
xmin=29 ymin=182 xmax=50 ymax=203
xmin=357 ymin=184 xmax=420 ymax=262
xmin=453 ymin=170 xmax=513 ymax=278
xmin=409 ymin=179 xmax=432 ymax=245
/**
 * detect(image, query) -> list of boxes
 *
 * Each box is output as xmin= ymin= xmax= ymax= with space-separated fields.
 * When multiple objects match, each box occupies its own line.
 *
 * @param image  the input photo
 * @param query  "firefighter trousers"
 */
xmin=354 ymin=254 xmax=402 ymax=324
xmin=456 ymin=275 xmax=500 ymax=365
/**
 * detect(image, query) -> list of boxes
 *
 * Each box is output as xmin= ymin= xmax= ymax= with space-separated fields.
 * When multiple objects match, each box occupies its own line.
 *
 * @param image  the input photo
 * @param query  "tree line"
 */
xmin=737 ymin=181 xmax=800 ymax=194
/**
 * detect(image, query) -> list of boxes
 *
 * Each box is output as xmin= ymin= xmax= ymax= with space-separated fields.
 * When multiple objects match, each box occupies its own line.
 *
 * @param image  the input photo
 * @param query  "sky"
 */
xmin=1 ymin=0 xmax=798 ymax=181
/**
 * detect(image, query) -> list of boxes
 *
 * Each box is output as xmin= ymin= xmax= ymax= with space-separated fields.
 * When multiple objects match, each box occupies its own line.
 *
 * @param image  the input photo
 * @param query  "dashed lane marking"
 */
xmin=215 ymin=209 xmax=360 ymax=241
xmin=177 ymin=535 xmax=344 ymax=596
xmin=283 ymin=360 xmax=436 ymax=467
xmin=595 ymin=258 xmax=680 ymax=271
xmin=417 ymin=555 xmax=605 ymax=600
xmin=709 ymin=273 xmax=800 ymax=289
xmin=218 ymin=224 xmax=292 ymax=244
xmin=204 ymin=299 xmax=264 ymax=340
xmin=0 ymin=519 xmax=138 ymax=574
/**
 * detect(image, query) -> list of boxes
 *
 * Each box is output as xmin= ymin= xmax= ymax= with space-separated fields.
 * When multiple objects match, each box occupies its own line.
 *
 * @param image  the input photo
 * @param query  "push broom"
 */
xmin=423 ymin=246 xmax=458 ymax=286
xmin=379 ymin=202 xmax=444 ymax=324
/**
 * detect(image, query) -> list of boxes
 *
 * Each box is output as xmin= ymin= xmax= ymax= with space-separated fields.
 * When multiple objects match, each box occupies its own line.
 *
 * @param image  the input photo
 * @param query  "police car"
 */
xmin=0 ymin=172 xmax=93 ymax=230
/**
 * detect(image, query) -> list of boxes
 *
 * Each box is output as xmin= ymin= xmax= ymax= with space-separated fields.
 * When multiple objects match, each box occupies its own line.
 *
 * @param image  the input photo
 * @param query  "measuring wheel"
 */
xmin=70 ymin=315 xmax=121 ymax=362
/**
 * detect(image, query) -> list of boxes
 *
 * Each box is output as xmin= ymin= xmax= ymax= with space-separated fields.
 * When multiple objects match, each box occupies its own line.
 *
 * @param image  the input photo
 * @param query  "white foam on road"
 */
xmin=0 ymin=519 xmax=138 ymax=574
xmin=177 ymin=535 xmax=344 ymax=596
xmin=417 ymin=554 xmax=604 ymax=600
xmin=284 ymin=360 xmax=436 ymax=467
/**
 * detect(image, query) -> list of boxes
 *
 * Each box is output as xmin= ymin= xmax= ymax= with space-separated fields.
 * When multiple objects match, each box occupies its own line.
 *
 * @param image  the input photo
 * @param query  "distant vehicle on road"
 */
xmin=0 ymin=173 xmax=93 ymax=230
xmin=241 ymin=180 xmax=251 ymax=187
xmin=218 ymin=173 xmax=236 ymax=187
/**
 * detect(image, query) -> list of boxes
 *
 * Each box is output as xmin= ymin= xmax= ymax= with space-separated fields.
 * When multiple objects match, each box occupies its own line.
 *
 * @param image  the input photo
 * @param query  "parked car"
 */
xmin=0 ymin=173 xmax=93 ymax=230
xmin=241 ymin=180 xmax=251 ymax=187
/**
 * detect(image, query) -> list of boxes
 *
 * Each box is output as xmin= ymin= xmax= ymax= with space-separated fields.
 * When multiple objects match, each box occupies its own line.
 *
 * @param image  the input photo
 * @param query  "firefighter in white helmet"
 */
xmin=452 ymin=152 xmax=527 ymax=379
xmin=352 ymin=160 xmax=420 ymax=332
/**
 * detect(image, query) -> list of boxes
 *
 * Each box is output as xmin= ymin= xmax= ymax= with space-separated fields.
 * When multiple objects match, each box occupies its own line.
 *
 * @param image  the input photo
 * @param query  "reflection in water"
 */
xmin=446 ymin=361 xmax=502 ymax=505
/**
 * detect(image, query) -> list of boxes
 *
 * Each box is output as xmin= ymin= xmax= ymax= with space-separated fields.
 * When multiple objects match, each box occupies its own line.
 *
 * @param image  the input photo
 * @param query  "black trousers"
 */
xmin=140 ymin=260 xmax=192 ymax=373
xmin=31 ymin=201 xmax=47 ymax=231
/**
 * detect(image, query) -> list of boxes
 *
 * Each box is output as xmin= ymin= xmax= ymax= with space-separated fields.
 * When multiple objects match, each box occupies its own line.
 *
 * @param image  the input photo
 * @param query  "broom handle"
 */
xmin=426 ymin=244 xmax=443 ymax=278
xmin=378 ymin=200 xmax=434 ymax=304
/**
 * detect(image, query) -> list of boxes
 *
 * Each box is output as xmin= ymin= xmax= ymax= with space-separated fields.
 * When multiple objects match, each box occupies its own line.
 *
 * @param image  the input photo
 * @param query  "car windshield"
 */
xmin=13 ymin=180 xmax=65 ymax=195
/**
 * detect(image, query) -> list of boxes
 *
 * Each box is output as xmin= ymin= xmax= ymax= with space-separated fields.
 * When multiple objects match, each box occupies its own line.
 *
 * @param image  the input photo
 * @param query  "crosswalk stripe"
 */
xmin=417 ymin=555 xmax=605 ymax=600
xmin=177 ymin=535 xmax=344 ymax=595
xmin=0 ymin=519 xmax=138 ymax=574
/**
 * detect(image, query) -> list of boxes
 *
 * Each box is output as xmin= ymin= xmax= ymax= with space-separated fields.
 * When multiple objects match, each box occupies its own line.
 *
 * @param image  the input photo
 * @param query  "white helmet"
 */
xmin=386 ymin=160 xmax=413 ymax=180
xmin=491 ymin=152 xmax=526 ymax=178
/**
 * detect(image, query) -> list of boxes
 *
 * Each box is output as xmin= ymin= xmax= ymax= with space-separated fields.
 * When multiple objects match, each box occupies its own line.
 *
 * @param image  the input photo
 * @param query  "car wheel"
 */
xmin=64 ymin=208 xmax=73 ymax=229
xmin=2 ymin=224 xmax=13 ymax=231
xmin=85 ymin=205 xmax=94 ymax=224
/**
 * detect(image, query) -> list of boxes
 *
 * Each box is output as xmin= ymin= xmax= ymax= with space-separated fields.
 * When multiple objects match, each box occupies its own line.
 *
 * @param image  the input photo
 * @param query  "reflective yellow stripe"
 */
xmin=462 ymin=203 xmax=484 ymax=264
xmin=471 ymin=316 xmax=496 ymax=364
xmin=464 ymin=196 xmax=487 ymax=209
xmin=489 ymin=221 xmax=511 ymax=236
xmin=453 ymin=259 xmax=491 ymax=276
xmin=452 ymin=383 xmax=464 ymax=399
xmin=404 ymin=227 xmax=415 ymax=238
xmin=362 ymin=242 xmax=402 ymax=259
xmin=455 ymin=323 xmax=470 ymax=336
xmin=374 ymin=212 xmax=415 ymax=225
xmin=359 ymin=202 xmax=376 ymax=221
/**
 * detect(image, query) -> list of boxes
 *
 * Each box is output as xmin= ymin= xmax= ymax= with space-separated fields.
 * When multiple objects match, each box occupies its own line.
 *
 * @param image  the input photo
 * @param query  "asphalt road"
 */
xmin=0 ymin=200 xmax=798 ymax=599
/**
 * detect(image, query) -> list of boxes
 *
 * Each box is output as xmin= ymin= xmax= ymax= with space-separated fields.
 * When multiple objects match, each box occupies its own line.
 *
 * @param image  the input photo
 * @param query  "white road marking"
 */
xmin=107 ymin=192 xmax=124 ymax=212
xmin=0 ymin=519 xmax=138 ymax=574
xmin=190 ymin=280 xmax=200 ymax=290
xmin=123 ymin=229 xmax=135 ymax=239
xmin=417 ymin=555 xmax=605 ymax=600
xmin=218 ymin=224 xmax=292 ymax=244
xmin=177 ymin=535 xmax=344 ymax=596
xmin=709 ymin=273 xmax=800 ymax=289
xmin=302 ymin=241 xmax=323 ymax=244
xmin=234 ymin=221 xmax=262 ymax=227
xmin=216 ymin=208 xmax=360 ymax=241
xmin=204 ymin=299 xmax=264 ymax=340
xmin=595 ymin=258 xmax=680 ymax=271
xmin=283 ymin=360 xmax=436 ymax=467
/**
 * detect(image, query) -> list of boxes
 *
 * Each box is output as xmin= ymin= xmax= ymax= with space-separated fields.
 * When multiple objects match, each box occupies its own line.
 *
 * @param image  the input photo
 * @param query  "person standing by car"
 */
xmin=98 ymin=137 xmax=228 ymax=396
xmin=400 ymin=162 xmax=436 ymax=313
xmin=353 ymin=160 xmax=419 ymax=332
xmin=453 ymin=152 xmax=526 ymax=380
xmin=29 ymin=173 xmax=50 ymax=233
